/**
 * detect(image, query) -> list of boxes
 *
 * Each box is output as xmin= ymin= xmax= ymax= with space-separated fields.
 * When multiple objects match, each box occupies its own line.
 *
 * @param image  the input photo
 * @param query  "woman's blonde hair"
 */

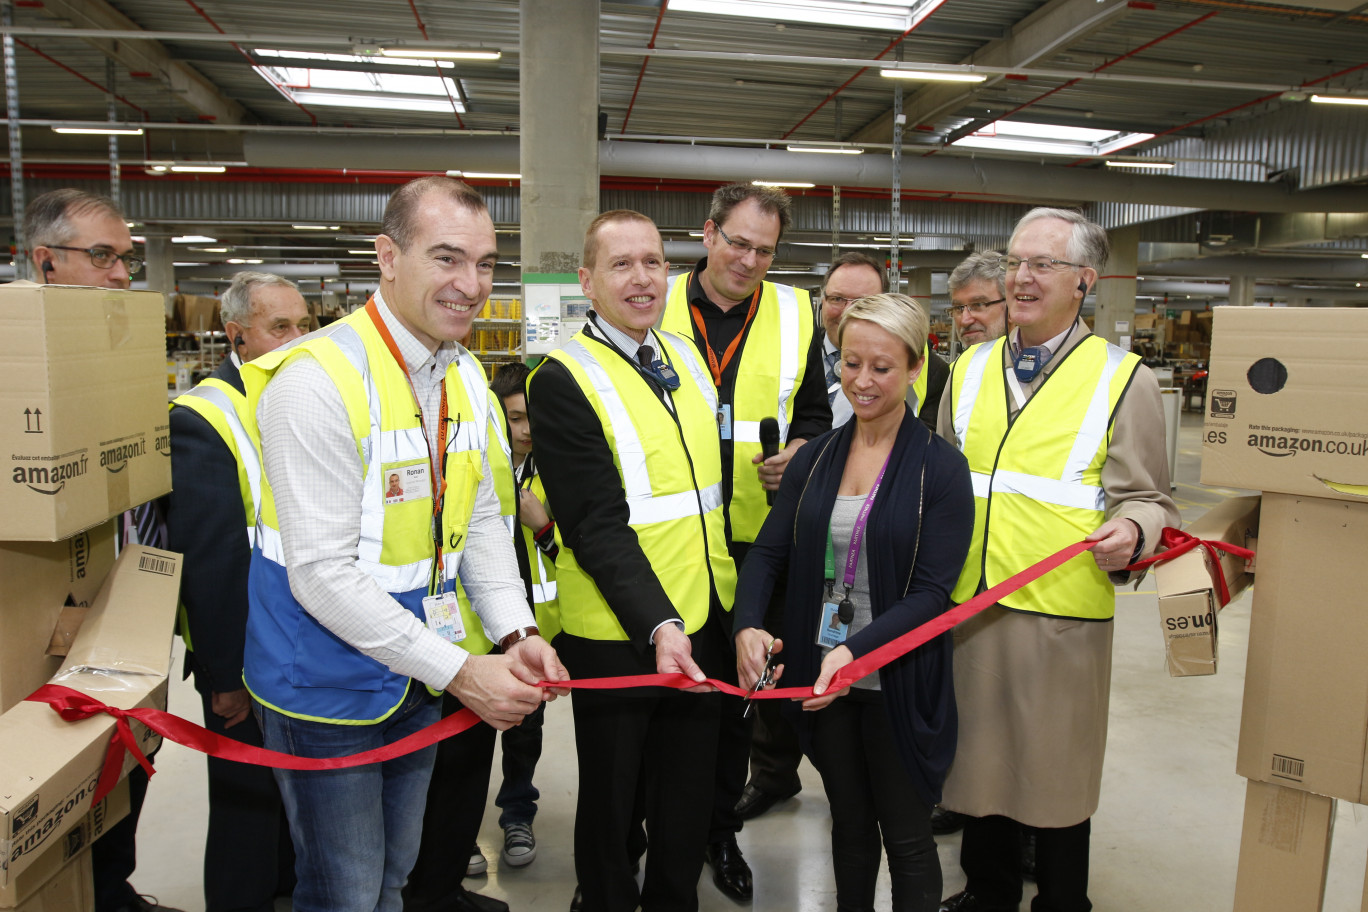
xmin=837 ymin=292 xmax=928 ymax=366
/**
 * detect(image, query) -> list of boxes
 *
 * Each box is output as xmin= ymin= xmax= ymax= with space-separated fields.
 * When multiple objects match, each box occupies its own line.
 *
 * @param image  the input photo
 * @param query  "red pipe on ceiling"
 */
xmin=621 ymin=0 xmax=670 ymax=135
xmin=181 ymin=0 xmax=317 ymax=125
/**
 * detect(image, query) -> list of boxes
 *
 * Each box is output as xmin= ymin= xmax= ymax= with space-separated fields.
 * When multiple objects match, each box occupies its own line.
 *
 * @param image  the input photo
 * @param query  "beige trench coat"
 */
xmin=936 ymin=320 xmax=1180 ymax=828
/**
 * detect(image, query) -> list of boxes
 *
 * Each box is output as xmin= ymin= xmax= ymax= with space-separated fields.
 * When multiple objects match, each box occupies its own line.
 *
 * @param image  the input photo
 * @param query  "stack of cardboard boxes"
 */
xmin=0 ymin=283 xmax=180 ymax=910
xmin=1201 ymin=306 xmax=1368 ymax=912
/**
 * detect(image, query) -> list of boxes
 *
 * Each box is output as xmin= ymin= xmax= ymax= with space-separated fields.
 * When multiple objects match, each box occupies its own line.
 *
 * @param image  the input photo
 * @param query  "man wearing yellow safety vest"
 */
xmin=167 ymin=271 xmax=311 ymax=912
xmin=935 ymin=209 xmax=1178 ymax=912
xmin=527 ymin=210 xmax=737 ymax=912
xmin=819 ymin=250 xmax=948 ymax=431
xmin=242 ymin=176 xmax=567 ymax=912
xmin=660 ymin=182 xmax=832 ymax=902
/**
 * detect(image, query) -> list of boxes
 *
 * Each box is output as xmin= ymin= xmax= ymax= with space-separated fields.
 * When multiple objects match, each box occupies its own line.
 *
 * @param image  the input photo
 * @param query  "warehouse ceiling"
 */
xmin=3 ymin=0 xmax=1368 ymax=304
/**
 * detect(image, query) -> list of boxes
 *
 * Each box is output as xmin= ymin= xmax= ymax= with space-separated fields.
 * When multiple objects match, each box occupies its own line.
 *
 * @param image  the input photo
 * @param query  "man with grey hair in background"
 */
xmin=937 ymin=209 xmax=1177 ymax=912
xmin=946 ymin=250 xmax=1009 ymax=352
xmin=24 ymin=188 xmax=179 ymax=912
xmin=166 ymin=272 xmax=310 ymax=912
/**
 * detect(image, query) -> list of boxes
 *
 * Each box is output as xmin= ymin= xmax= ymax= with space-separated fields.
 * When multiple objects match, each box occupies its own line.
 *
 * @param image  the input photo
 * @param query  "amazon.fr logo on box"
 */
xmin=1210 ymin=389 xmax=1237 ymax=418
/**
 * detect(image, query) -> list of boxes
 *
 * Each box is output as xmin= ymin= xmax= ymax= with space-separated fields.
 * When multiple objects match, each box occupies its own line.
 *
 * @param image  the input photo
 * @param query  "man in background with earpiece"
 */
xmin=166 ymin=271 xmax=310 ymax=912
xmin=24 ymin=189 xmax=179 ymax=912
xmin=936 ymin=208 xmax=1178 ymax=912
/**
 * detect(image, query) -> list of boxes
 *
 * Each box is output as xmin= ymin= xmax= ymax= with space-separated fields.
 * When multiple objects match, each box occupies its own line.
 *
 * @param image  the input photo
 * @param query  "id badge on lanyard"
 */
xmin=816 ymin=449 xmax=892 ymax=648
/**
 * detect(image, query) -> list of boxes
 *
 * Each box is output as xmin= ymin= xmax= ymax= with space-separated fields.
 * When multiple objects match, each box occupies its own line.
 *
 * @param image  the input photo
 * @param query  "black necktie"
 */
xmin=637 ymin=345 xmax=654 ymax=368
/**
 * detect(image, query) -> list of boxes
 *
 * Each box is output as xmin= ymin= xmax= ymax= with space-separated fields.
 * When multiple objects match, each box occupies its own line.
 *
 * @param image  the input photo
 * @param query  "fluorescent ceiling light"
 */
xmin=786 ymin=144 xmax=863 ymax=154
xmin=173 ymin=262 xmax=206 ymax=267
xmin=227 ymin=258 xmax=264 ymax=264
xmin=254 ymin=63 xmax=465 ymax=114
xmin=753 ymin=180 xmax=815 ymax=188
xmin=378 ymin=46 xmax=501 ymax=61
xmin=1105 ymin=160 xmax=1174 ymax=169
xmin=348 ymin=249 xmax=377 ymax=255
xmin=880 ymin=69 xmax=986 ymax=83
xmin=173 ymin=235 xmax=217 ymax=244
xmin=255 ymin=48 xmax=454 ymax=69
xmin=447 ymin=170 xmax=521 ymax=180
xmin=669 ymin=0 xmax=941 ymax=32
xmin=689 ymin=231 xmax=705 ymax=237
xmin=52 ymin=126 xmax=144 ymax=136
xmin=293 ymin=225 xmax=340 ymax=230
xmin=1310 ymin=94 xmax=1368 ymax=106
xmin=171 ymin=164 xmax=227 ymax=173
xmin=952 ymin=120 xmax=1154 ymax=157
xmin=193 ymin=247 xmax=230 ymax=253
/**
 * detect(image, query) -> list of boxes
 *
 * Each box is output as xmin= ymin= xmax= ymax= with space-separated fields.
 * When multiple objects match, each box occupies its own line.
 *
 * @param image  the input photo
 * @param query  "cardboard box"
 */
xmin=1201 ymin=307 xmax=1368 ymax=503
xmin=0 ymin=282 xmax=171 ymax=541
xmin=172 ymin=293 xmax=221 ymax=333
xmin=1232 ymin=779 xmax=1333 ymax=912
xmin=0 ymin=545 xmax=179 ymax=887
xmin=1154 ymin=495 xmax=1260 ymax=676
xmin=2 ymin=849 xmax=91 ymax=912
xmin=0 ymin=781 xmax=126 ymax=908
xmin=1237 ymin=493 xmax=1368 ymax=803
xmin=0 ymin=522 xmax=116 ymax=714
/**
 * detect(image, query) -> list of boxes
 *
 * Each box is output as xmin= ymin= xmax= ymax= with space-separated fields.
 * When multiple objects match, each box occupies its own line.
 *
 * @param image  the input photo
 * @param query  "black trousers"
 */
xmin=572 ymin=685 xmax=721 ymax=912
xmin=402 ymin=692 xmax=498 ymax=912
xmin=196 ymin=684 xmax=294 ymax=912
xmin=93 ymin=763 xmax=148 ymax=912
xmin=961 ymin=814 xmax=1092 ymax=912
xmin=744 ymin=586 xmax=804 ymax=797
xmin=807 ymin=691 xmax=940 ymax=912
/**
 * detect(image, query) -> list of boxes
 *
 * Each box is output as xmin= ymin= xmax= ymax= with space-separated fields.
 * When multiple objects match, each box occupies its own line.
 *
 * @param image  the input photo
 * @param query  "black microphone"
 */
xmin=759 ymin=416 xmax=780 ymax=507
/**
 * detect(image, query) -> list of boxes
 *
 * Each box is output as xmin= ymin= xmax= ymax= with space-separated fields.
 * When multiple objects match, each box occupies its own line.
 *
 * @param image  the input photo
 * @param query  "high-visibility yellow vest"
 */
xmin=948 ymin=334 xmax=1141 ymax=620
xmin=171 ymin=375 xmax=261 ymax=653
xmin=517 ymin=468 xmax=561 ymax=642
xmin=537 ymin=328 xmax=736 ymax=640
xmin=241 ymin=303 xmax=493 ymax=724
xmin=662 ymin=274 xmax=815 ymax=544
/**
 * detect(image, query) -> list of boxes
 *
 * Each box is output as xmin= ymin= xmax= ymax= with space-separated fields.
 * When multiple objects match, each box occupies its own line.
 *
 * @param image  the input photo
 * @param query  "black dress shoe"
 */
xmin=930 ymin=805 xmax=969 ymax=835
xmin=451 ymin=890 xmax=510 ymax=912
xmin=1021 ymin=828 xmax=1038 ymax=882
xmin=569 ymin=885 xmax=583 ymax=912
xmin=938 ymin=890 xmax=1014 ymax=912
xmin=706 ymin=837 xmax=754 ymax=902
xmin=734 ymin=782 xmax=801 ymax=821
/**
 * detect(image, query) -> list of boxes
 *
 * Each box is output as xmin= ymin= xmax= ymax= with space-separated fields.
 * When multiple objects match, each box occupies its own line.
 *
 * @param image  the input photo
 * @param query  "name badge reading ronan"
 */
xmin=423 ymin=590 xmax=467 ymax=644
xmin=384 ymin=463 xmax=430 ymax=506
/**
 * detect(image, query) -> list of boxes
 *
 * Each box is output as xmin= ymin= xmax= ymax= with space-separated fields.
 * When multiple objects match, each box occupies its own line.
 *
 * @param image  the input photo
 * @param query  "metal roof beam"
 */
xmin=850 ymin=0 xmax=1138 ymax=143
xmin=38 ymin=0 xmax=248 ymax=125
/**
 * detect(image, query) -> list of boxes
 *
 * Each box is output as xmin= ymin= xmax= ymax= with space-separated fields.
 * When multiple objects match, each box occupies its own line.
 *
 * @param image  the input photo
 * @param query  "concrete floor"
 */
xmin=133 ymin=412 xmax=1368 ymax=911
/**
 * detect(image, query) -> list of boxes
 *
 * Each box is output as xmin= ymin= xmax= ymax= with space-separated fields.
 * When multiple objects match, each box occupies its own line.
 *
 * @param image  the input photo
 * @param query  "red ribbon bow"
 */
xmin=1123 ymin=527 xmax=1255 ymax=608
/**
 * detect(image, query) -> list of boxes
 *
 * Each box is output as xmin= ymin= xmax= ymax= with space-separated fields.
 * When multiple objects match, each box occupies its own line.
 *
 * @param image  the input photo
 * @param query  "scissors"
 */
xmin=742 ymin=640 xmax=779 ymax=719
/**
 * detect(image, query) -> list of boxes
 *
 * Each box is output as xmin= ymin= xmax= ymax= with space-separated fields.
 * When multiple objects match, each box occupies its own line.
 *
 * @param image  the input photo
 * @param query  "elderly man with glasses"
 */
xmin=947 ymin=250 xmax=1010 ymax=351
xmin=659 ymin=182 xmax=832 ymax=903
xmin=936 ymin=209 xmax=1178 ymax=912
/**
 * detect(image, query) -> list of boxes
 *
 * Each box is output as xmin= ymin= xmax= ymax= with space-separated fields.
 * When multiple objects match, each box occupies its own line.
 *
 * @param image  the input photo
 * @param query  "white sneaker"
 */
xmin=501 ymin=822 xmax=537 ymax=867
xmin=467 ymin=847 xmax=488 ymax=876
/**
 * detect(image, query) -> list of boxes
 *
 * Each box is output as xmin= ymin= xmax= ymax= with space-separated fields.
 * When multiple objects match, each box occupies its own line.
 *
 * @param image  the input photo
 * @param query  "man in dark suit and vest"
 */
xmin=659 ymin=183 xmax=831 ymax=900
xmin=167 ymin=271 xmax=311 ymax=912
xmin=937 ymin=209 xmax=1178 ymax=912
xmin=528 ymin=210 xmax=737 ymax=912
xmin=25 ymin=188 xmax=180 ymax=912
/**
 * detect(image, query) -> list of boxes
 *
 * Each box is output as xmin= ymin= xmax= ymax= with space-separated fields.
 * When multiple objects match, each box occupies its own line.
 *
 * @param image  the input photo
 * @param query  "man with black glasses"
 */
xmin=947 ymin=251 xmax=1009 ymax=351
xmin=25 ymin=188 xmax=177 ymax=912
xmin=660 ymin=183 xmax=831 ymax=903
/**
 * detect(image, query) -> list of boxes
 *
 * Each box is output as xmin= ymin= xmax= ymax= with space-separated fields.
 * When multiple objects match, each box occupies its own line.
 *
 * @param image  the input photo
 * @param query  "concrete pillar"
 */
xmin=905 ymin=267 xmax=932 ymax=309
xmin=1095 ymin=225 xmax=1139 ymax=349
xmin=143 ymin=233 xmax=175 ymax=316
xmin=1228 ymin=274 xmax=1256 ymax=307
xmin=519 ymin=0 xmax=599 ymax=276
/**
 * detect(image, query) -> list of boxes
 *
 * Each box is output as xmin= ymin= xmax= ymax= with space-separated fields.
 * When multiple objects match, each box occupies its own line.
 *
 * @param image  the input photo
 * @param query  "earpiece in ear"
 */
xmin=1077 ymin=279 xmax=1088 ymax=294
xmin=234 ymin=334 xmax=245 ymax=348
xmin=42 ymin=261 xmax=53 ymax=274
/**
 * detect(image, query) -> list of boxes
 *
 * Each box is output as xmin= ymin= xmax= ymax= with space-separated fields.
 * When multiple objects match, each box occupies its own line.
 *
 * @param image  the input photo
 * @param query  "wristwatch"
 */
xmin=499 ymin=625 xmax=540 ymax=652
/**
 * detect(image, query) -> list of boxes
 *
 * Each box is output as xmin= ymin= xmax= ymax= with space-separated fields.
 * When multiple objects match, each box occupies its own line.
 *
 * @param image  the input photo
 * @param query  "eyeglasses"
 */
xmin=999 ymin=255 xmax=1083 ymax=275
xmin=47 ymin=245 xmax=144 ymax=275
xmin=823 ymin=294 xmax=858 ymax=308
xmin=948 ymin=298 xmax=1006 ymax=318
xmin=714 ymin=225 xmax=776 ymax=261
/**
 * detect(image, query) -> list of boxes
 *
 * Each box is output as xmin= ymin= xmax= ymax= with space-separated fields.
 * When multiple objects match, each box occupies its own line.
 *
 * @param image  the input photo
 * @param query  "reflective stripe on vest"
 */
xmin=541 ymin=329 xmax=737 ymax=640
xmin=242 ymin=304 xmax=489 ymax=723
xmin=949 ymin=334 xmax=1140 ymax=620
xmin=175 ymin=380 xmax=261 ymax=547
xmin=661 ymin=274 xmax=814 ymax=543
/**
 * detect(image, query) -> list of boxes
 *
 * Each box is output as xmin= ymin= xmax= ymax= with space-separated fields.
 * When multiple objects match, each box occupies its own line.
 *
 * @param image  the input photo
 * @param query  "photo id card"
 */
xmin=384 ymin=462 xmax=430 ymax=506
xmin=716 ymin=403 xmax=733 ymax=440
xmin=423 ymin=590 xmax=467 ymax=644
xmin=816 ymin=600 xmax=849 ymax=648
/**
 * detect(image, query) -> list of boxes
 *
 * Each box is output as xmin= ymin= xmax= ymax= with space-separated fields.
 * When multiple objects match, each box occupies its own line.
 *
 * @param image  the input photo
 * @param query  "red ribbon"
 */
xmin=28 ymin=534 xmax=1211 ymax=805
xmin=1121 ymin=527 xmax=1254 ymax=607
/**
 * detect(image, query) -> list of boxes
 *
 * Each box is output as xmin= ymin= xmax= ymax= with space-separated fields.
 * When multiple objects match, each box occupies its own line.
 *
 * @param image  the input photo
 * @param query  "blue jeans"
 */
xmin=496 ymin=701 xmax=545 ymax=827
xmin=258 ymin=685 xmax=440 ymax=912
